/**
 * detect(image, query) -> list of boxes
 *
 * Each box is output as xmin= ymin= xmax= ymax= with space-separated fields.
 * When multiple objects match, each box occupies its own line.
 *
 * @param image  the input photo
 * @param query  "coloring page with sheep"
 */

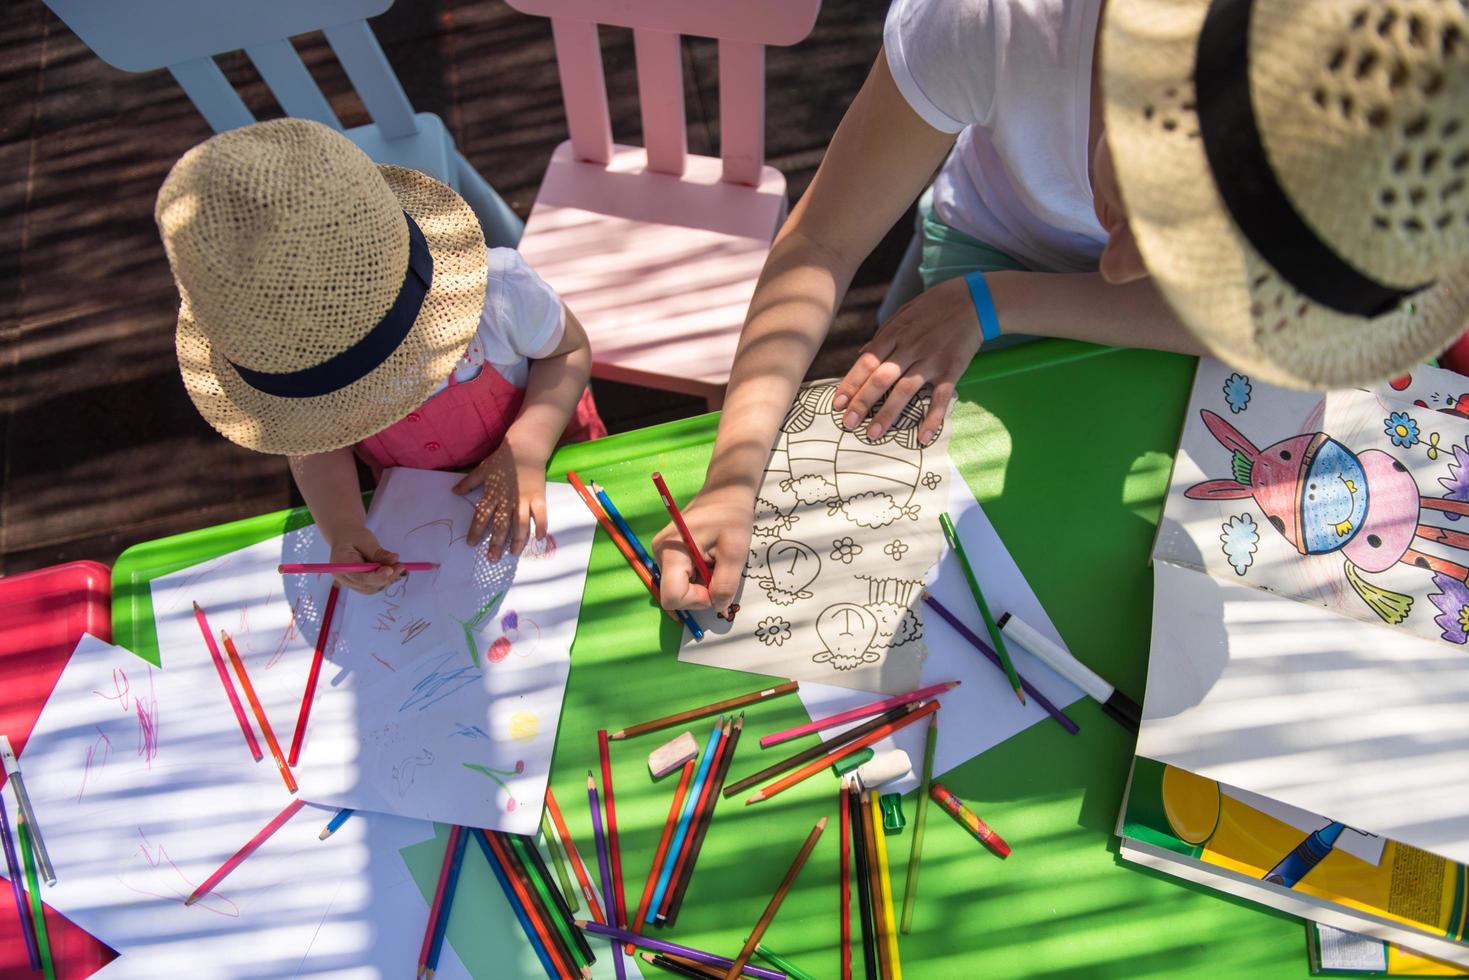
xmin=1155 ymin=357 xmax=1469 ymax=653
xmin=679 ymin=380 xmax=952 ymax=694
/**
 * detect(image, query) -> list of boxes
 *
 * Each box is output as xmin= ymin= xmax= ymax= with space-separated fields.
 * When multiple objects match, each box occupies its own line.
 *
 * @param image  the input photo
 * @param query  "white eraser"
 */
xmin=856 ymin=748 xmax=911 ymax=790
xmin=648 ymin=731 xmax=699 ymax=778
xmin=0 ymin=735 xmax=16 ymax=775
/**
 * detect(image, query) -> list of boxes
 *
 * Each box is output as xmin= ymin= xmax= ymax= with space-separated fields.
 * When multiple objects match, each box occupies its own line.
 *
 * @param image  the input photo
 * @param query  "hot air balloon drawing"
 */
xmin=756 ymin=539 xmax=822 ymax=605
xmin=860 ymin=576 xmax=923 ymax=647
xmin=814 ymin=602 xmax=880 ymax=670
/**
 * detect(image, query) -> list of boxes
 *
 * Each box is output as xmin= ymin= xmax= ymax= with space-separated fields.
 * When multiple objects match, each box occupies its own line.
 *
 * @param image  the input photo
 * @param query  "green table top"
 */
xmin=112 ymin=339 xmax=1313 ymax=978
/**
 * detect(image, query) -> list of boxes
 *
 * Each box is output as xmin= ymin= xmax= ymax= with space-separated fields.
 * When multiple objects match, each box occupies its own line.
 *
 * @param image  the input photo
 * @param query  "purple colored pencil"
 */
xmin=922 ymin=594 xmax=1080 ymax=735
xmin=588 ymin=773 xmax=627 ymax=980
xmin=0 ymin=797 xmax=39 ymax=971
xmin=576 ymin=920 xmax=785 ymax=980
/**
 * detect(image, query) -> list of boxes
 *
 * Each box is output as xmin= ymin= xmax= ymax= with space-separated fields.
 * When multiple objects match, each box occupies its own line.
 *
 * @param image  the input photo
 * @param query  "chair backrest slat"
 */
xmin=245 ymin=38 xmax=342 ymax=130
xmin=168 ymin=57 xmax=255 ymax=132
xmin=717 ymin=39 xmax=764 ymax=186
xmin=322 ymin=20 xmax=417 ymax=140
xmin=632 ymin=28 xmax=686 ymax=176
xmin=549 ymin=17 xmax=613 ymax=165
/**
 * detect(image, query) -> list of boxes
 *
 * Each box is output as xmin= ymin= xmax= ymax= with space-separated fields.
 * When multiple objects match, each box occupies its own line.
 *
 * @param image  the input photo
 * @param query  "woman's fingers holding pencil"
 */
xmin=653 ymin=489 xmax=751 ymax=610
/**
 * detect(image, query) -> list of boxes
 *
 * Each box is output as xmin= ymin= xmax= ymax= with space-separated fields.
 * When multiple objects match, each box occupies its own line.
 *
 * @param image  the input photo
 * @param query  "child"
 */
xmin=156 ymin=119 xmax=605 ymax=595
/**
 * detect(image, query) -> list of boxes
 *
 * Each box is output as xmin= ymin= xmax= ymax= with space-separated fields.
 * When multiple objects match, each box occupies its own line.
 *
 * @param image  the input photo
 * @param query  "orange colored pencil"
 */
xmin=745 ymin=700 xmax=939 ymax=805
xmin=598 ymin=729 xmax=627 ymax=929
xmin=631 ymin=758 xmax=695 ymax=947
xmin=545 ymin=785 xmax=605 ymax=923
xmin=289 ymin=583 xmax=339 ymax=766
xmin=220 ymin=630 xmax=297 ymax=794
xmin=481 ymin=830 xmax=577 ymax=979
xmin=186 ymin=798 xmax=305 ymax=905
xmin=567 ymin=470 xmax=677 ymax=622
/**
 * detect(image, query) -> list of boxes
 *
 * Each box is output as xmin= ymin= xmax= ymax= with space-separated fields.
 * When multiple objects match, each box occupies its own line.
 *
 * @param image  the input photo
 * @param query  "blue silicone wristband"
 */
xmin=964 ymin=271 xmax=1002 ymax=343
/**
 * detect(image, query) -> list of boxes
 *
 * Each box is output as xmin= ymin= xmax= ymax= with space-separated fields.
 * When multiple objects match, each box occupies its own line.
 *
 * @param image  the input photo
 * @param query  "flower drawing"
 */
xmin=1385 ymin=411 xmax=1421 ymax=448
xmin=1428 ymin=572 xmax=1469 ymax=644
xmin=755 ymin=616 xmax=791 ymax=647
xmin=1438 ymin=437 xmax=1469 ymax=521
xmin=1219 ymin=514 xmax=1259 ymax=575
xmin=830 ymin=536 xmax=862 ymax=564
xmin=884 ymin=539 xmax=910 ymax=562
xmin=921 ymin=471 xmax=942 ymax=490
xmin=1223 ymin=372 xmax=1252 ymax=413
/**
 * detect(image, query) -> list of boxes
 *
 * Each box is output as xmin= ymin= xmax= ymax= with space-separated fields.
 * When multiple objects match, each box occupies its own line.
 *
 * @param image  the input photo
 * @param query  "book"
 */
xmin=1307 ymin=922 xmax=1467 ymax=976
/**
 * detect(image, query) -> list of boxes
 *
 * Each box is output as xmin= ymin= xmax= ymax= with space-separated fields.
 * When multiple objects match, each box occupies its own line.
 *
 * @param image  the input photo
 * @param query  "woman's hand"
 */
xmin=327 ymin=527 xmax=405 ymax=595
xmin=652 ymin=484 xmax=756 ymax=612
xmin=832 ymin=275 xmax=979 ymax=445
xmin=454 ymin=438 xmax=548 ymax=561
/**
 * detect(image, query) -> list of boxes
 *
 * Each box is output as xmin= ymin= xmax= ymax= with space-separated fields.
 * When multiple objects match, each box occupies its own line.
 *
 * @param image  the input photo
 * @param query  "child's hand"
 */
xmin=328 ymin=528 xmax=405 ymax=595
xmin=454 ymin=439 xmax=548 ymax=561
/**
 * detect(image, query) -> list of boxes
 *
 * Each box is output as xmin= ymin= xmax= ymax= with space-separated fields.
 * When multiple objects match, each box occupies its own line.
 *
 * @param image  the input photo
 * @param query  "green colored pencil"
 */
xmin=939 ymin=512 xmax=1024 ymax=704
xmin=508 ymin=833 xmax=590 ymax=970
xmin=900 ymin=713 xmax=938 ymax=933
xmin=753 ymin=941 xmax=818 ymax=980
xmin=540 ymin=811 xmax=579 ymax=914
xmin=18 ymin=818 xmax=54 ymax=980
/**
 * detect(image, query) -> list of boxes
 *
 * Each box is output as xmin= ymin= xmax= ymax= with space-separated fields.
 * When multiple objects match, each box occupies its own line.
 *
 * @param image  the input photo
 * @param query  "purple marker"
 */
xmin=0 ymin=797 xmax=39 ymax=970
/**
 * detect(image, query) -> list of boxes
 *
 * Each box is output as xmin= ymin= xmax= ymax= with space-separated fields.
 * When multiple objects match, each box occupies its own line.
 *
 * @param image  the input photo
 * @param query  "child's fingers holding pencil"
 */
xmin=328 ymin=538 xmax=403 ymax=595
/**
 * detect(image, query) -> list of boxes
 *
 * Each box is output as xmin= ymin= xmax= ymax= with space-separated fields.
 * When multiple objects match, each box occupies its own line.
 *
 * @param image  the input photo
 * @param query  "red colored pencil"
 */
xmin=598 ymin=729 xmax=627 ymax=930
xmin=660 ymin=714 xmax=740 ymax=925
xmin=650 ymin=472 xmax=712 ymax=585
xmin=185 ymin=798 xmax=305 ymax=905
xmin=193 ymin=601 xmax=262 ymax=761
xmin=288 ymin=583 xmax=338 ymax=766
xmin=545 ymin=785 xmax=605 ymax=923
xmin=220 ymin=630 xmax=297 ymax=794
xmin=482 ymin=830 xmax=578 ymax=980
xmin=840 ymin=778 xmax=852 ymax=980
xmin=418 ymin=825 xmax=464 ymax=975
xmin=632 ymin=759 xmax=696 ymax=945
xmin=656 ymin=718 xmax=728 ymax=923
xmin=277 ymin=561 xmax=437 ymax=574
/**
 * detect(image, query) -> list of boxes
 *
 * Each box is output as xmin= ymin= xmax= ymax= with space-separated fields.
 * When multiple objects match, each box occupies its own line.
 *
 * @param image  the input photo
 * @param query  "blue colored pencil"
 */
xmin=424 ymin=825 xmax=470 ymax=980
xmin=592 ymin=482 xmax=705 ymax=641
xmin=0 ymin=796 xmax=38 ymax=971
xmin=589 ymin=773 xmax=627 ymax=980
xmin=319 ymin=807 xmax=355 ymax=840
xmin=474 ymin=828 xmax=559 ymax=979
xmin=645 ymin=718 xmax=722 ymax=922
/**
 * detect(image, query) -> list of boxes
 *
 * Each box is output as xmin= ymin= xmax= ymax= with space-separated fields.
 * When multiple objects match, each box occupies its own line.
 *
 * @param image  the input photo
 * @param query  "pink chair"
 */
xmin=505 ymin=0 xmax=822 ymax=410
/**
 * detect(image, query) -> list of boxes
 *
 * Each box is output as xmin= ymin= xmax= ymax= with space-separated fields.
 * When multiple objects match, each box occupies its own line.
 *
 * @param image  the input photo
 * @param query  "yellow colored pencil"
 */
xmin=870 ymin=792 xmax=903 ymax=980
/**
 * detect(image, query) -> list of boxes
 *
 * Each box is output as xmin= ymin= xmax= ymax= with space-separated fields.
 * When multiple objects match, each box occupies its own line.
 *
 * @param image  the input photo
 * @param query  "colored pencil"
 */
xmin=745 ymin=700 xmax=940 ymax=805
xmin=319 ymin=807 xmax=354 ymax=840
xmin=418 ymin=826 xmax=463 ymax=978
xmin=939 ymin=513 xmax=1023 ymax=704
xmin=721 ymin=817 xmax=827 ymax=979
xmin=473 ymin=829 xmax=558 ymax=979
xmin=424 ymin=825 xmax=470 ymax=980
xmin=650 ymin=471 xmax=713 ymax=585
xmin=502 ymin=832 xmax=583 ymax=978
xmin=486 ymin=831 xmax=573 ymax=978
xmin=996 ymin=611 xmax=1141 ymax=732
xmin=588 ymin=773 xmax=627 ymax=980
xmin=930 ymin=783 xmax=1010 ymax=857
xmin=611 ymin=682 xmax=798 ymax=740
xmin=542 ymin=809 xmax=579 ymax=914
xmin=661 ymin=713 xmax=742 ymax=925
xmin=517 ymin=831 xmax=596 ymax=968
xmin=633 ymin=759 xmax=696 ymax=939
xmin=576 ymin=921 xmax=784 ymax=980
xmin=193 ymin=602 xmax=263 ymax=761
xmin=870 ymin=792 xmax=902 ymax=980
xmin=546 ymin=785 xmax=605 ymax=923
xmin=642 ymin=951 xmax=721 ymax=979
xmin=593 ymin=482 xmax=706 ymax=639
xmin=289 ymin=583 xmax=339 ymax=766
xmin=899 ymin=714 xmax=937 ymax=934
xmin=848 ymin=782 xmax=877 ymax=980
xmin=186 ymin=798 xmax=305 ymax=905
xmin=17 ymin=817 xmax=53 ymax=980
xmin=597 ymin=729 xmax=627 ymax=929
xmin=921 ymin=595 xmax=1079 ymax=734
xmin=1 ymin=798 xmax=38 ymax=972
xmin=0 ymin=739 xmax=51 ymax=887
xmin=759 ymin=680 xmax=960 ymax=748
xmin=755 ymin=942 xmax=818 ymax=980
xmin=860 ymin=791 xmax=887 ymax=980
xmin=725 ymin=703 xmax=917 ymax=799
xmin=646 ymin=719 xmax=721 ymax=921
xmin=840 ymin=779 xmax=852 ymax=980
xmin=567 ymin=470 xmax=677 ymax=623
xmin=277 ymin=561 xmax=438 ymax=573
xmin=220 ymin=630 xmax=297 ymax=794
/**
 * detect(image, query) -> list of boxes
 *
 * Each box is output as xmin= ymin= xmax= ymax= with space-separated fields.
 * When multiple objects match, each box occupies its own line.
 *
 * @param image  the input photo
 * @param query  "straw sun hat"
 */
xmin=156 ymin=118 xmax=488 ymax=455
xmin=1102 ymin=0 xmax=1469 ymax=389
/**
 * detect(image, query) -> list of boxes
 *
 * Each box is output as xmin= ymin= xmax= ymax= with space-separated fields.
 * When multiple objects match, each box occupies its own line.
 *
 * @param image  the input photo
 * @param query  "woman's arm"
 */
xmin=288 ymin=449 xmax=405 ymax=594
xmin=652 ymin=51 xmax=957 ymax=610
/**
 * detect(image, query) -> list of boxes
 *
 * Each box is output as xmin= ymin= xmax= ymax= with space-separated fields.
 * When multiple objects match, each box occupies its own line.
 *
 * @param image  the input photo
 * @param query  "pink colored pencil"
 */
xmin=277 ymin=562 xmax=437 ymax=574
xmin=289 ymin=584 xmax=339 ymax=766
xmin=185 ymin=798 xmax=305 ymax=905
xmin=759 ymin=680 xmax=962 ymax=749
xmin=193 ymin=601 xmax=262 ymax=761
xmin=418 ymin=825 xmax=464 ymax=974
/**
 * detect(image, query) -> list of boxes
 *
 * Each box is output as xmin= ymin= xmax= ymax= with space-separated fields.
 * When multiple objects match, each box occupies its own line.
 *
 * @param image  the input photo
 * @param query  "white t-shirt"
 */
xmin=433 ymin=247 xmax=565 ymax=395
xmin=884 ymin=0 xmax=1106 ymax=273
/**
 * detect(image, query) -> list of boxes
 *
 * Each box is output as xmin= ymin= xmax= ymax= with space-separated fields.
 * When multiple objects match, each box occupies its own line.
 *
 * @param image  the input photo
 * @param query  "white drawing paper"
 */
xmin=797 ymin=461 xmax=1086 ymax=793
xmin=293 ymin=467 xmax=595 ymax=832
xmin=680 ymin=381 xmax=953 ymax=694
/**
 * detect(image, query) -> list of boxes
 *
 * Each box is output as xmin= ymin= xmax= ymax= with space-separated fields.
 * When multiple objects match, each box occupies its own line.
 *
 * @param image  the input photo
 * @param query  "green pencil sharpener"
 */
xmin=832 ymin=747 xmax=873 ymax=777
xmin=880 ymin=792 xmax=905 ymax=835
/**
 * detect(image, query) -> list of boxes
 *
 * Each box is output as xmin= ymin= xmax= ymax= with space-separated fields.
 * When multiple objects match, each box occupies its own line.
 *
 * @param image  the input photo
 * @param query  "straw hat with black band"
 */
xmin=156 ymin=118 xmax=488 ymax=456
xmin=1103 ymin=0 xmax=1469 ymax=390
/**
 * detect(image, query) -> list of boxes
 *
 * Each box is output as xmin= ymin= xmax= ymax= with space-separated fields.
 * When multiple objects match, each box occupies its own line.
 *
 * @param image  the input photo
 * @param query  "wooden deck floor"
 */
xmin=0 ymin=0 xmax=911 ymax=573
